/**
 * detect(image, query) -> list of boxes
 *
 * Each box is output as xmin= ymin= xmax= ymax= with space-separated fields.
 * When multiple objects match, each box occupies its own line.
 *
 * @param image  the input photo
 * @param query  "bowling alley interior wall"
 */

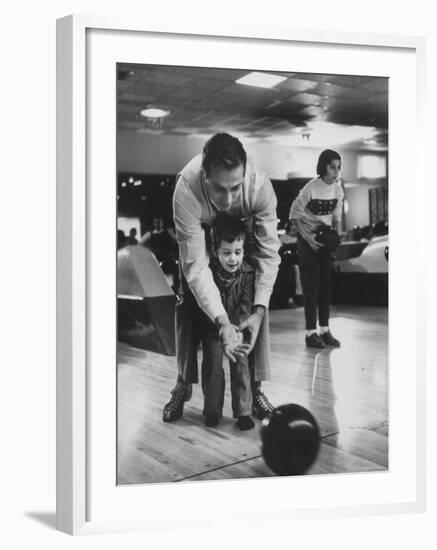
xmin=117 ymin=131 xmax=388 ymax=234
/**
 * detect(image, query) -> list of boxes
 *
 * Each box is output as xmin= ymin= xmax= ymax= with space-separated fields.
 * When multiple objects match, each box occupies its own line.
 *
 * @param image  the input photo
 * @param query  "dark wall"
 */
xmin=272 ymin=178 xmax=310 ymax=227
xmin=117 ymin=172 xmax=310 ymax=233
xmin=118 ymin=173 xmax=176 ymax=234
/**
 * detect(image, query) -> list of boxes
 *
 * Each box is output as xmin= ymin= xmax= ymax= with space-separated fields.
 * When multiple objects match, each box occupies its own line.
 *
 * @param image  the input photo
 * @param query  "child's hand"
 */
xmin=226 ymin=326 xmax=252 ymax=359
xmin=220 ymin=324 xmax=243 ymax=361
xmin=231 ymin=342 xmax=252 ymax=358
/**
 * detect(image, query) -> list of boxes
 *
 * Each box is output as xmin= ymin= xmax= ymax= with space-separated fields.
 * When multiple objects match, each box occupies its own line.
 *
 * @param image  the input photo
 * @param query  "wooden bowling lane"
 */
xmin=117 ymin=305 xmax=388 ymax=484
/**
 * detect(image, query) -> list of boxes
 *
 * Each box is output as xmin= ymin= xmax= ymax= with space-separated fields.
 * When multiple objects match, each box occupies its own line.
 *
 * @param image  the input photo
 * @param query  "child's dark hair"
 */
xmin=316 ymin=149 xmax=342 ymax=177
xmin=202 ymin=133 xmax=247 ymax=177
xmin=212 ymin=213 xmax=246 ymax=251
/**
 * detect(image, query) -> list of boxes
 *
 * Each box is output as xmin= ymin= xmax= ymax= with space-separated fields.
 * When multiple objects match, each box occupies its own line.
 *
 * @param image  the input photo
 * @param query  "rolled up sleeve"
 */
xmin=173 ymin=177 xmax=226 ymax=322
xmin=290 ymin=185 xmax=310 ymax=220
xmin=251 ymin=176 xmax=281 ymax=308
xmin=332 ymin=185 xmax=344 ymax=223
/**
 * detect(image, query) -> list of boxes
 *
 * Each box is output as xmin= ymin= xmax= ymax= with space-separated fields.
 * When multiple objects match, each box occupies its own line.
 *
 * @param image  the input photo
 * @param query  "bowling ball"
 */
xmin=261 ymin=404 xmax=320 ymax=476
xmin=315 ymin=226 xmax=340 ymax=253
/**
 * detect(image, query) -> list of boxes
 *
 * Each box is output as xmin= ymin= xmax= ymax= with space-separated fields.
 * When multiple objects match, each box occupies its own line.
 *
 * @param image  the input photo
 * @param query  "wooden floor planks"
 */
xmin=117 ymin=305 xmax=388 ymax=485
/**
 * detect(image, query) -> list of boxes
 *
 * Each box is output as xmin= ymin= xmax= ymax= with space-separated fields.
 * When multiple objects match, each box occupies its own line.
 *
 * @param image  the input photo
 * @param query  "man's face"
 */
xmin=204 ymin=164 xmax=244 ymax=211
xmin=216 ymin=237 xmax=244 ymax=273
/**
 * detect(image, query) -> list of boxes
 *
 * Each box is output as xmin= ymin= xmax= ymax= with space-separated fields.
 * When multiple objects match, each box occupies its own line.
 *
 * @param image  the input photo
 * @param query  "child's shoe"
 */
xmin=236 ymin=416 xmax=255 ymax=431
xmin=204 ymin=415 xmax=219 ymax=428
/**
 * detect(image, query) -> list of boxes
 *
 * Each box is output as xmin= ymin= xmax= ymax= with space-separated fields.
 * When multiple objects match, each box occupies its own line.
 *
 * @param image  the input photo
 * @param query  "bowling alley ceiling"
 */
xmin=117 ymin=63 xmax=388 ymax=149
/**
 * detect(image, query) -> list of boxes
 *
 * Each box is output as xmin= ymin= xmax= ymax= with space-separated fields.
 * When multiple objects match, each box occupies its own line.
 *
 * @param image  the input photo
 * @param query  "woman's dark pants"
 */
xmin=297 ymin=235 xmax=333 ymax=331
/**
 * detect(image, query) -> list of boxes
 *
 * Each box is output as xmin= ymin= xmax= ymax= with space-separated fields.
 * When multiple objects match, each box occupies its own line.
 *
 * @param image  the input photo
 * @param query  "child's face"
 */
xmin=216 ymin=237 xmax=244 ymax=273
xmin=323 ymin=159 xmax=341 ymax=184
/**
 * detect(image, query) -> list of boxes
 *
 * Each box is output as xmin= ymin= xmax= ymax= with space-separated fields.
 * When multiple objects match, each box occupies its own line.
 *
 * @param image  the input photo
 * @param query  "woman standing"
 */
xmin=289 ymin=149 xmax=344 ymax=349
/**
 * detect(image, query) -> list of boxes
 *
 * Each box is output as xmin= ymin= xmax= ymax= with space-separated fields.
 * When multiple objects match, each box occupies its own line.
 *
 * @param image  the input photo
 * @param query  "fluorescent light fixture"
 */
xmin=235 ymin=71 xmax=287 ymax=89
xmin=357 ymin=155 xmax=387 ymax=178
xmin=140 ymin=108 xmax=170 ymax=118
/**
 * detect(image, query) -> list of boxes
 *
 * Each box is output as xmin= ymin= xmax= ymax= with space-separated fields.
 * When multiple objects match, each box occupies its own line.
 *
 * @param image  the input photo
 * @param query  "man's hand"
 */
xmin=238 ymin=306 xmax=265 ymax=354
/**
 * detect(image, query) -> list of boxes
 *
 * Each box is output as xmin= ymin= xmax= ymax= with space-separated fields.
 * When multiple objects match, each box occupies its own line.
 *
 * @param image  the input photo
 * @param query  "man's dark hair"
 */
xmin=316 ymin=149 xmax=342 ymax=177
xmin=202 ymin=133 xmax=247 ymax=176
xmin=212 ymin=213 xmax=246 ymax=252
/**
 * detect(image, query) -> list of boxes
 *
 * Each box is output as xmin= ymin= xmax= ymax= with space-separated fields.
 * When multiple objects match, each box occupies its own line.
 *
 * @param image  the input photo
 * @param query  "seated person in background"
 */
xmin=139 ymin=217 xmax=177 ymax=261
xmin=127 ymin=227 xmax=138 ymax=245
xmin=359 ymin=225 xmax=373 ymax=242
xmin=140 ymin=217 xmax=179 ymax=293
xmin=279 ymin=221 xmax=301 ymax=308
xmin=117 ymin=229 xmax=127 ymax=250
xmin=279 ymin=220 xmax=298 ymax=247
xmin=289 ymin=149 xmax=344 ymax=349
xmin=199 ymin=213 xmax=255 ymax=431
xmin=373 ymin=220 xmax=388 ymax=236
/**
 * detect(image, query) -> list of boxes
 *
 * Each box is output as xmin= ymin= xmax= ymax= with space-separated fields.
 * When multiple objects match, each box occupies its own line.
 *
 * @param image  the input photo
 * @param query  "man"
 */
xmin=163 ymin=133 xmax=281 ymax=422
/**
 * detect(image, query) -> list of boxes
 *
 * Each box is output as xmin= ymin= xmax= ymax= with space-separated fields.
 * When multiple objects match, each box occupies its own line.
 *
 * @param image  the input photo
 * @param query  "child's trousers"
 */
xmin=201 ymin=336 xmax=252 ymax=419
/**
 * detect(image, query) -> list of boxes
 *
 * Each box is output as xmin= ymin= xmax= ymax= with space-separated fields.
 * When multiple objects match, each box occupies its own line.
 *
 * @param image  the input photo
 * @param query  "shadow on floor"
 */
xmin=25 ymin=511 xmax=56 ymax=530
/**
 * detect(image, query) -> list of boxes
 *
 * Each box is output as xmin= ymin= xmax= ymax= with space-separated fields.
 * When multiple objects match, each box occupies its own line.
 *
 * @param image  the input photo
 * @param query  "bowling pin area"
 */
xmin=117 ymin=304 xmax=387 ymax=484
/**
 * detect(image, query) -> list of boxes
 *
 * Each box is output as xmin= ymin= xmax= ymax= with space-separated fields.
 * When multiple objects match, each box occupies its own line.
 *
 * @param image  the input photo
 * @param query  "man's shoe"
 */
xmin=205 ymin=415 xmax=219 ymax=428
xmin=252 ymin=390 xmax=275 ymax=420
xmin=305 ymin=333 xmax=325 ymax=349
xmin=321 ymin=330 xmax=341 ymax=347
xmin=162 ymin=386 xmax=189 ymax=422
xmin=236 ymin=416 xmax=255 ymax=431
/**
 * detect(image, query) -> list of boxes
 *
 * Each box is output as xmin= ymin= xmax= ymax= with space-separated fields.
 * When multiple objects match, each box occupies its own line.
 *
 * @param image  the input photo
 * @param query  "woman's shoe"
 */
xmin=321 ymin=330 xmax=341 ymax=347
xmin=305 ymin=333 xmax=325 ymax=349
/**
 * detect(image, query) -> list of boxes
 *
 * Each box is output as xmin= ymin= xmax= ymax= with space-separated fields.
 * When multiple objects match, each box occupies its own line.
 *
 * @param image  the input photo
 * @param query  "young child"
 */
xmin=199 ymin=213 xmax=256 ymax=430
xmin=289 ymin=149 xmax=344 ymax=349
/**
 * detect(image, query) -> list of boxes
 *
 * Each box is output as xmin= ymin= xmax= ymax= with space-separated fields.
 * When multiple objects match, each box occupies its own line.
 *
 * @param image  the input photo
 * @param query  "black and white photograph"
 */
xmin=116 ymin=62 xmax=389 ymax=485
xmin=2 ymin=0 xmax=435 ymax=543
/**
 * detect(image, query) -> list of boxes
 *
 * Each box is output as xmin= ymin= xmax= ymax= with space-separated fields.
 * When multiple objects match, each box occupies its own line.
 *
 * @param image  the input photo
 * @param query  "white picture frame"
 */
xmin=56 ymin=14 xmax=427 ymax=535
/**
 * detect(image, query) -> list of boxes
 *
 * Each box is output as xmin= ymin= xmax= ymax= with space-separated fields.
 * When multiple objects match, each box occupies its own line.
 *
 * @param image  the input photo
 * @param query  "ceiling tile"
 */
xmin=313 ymin=82 xmax=363 ymax=98
xmin=361 ymin=78 xmax=389 ymax=92
xmin=277 ymin=78 xmax=319 ymax=93
xmin=297 ymin=105 xmax=324 ymax=117
xmin=289 ymin=92 xmax=324 ymax=106
xmin=288 ymin=72 xmax=332 ymax=83
xmin=325 ymin=75 xmax=377 ymax=88
xmin=117 ymin=64 xmax=389 ymax=141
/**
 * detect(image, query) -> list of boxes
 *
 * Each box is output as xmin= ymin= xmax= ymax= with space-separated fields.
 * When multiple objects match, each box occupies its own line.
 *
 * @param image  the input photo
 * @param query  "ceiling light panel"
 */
xmin=235 ymin=71 xmax=287 ymax=88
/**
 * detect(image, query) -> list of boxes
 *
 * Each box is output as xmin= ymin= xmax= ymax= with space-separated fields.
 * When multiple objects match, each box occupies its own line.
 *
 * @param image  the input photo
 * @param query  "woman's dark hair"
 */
xmin=316 ymin=149 xmax=342 ymax=177
xmin=202 ymin=133 xmax=247 ymax=176
xmin=212 ymin=213 xmax=246 ymax=251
